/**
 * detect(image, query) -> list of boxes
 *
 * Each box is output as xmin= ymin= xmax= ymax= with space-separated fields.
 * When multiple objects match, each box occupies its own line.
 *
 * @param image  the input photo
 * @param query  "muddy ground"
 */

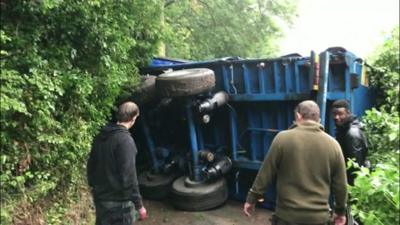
xmin=137 ymin=199 xmax=273 ymax=225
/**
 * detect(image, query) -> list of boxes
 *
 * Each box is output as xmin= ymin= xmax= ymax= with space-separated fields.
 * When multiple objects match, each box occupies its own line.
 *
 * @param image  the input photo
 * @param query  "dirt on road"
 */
xmin=137 ymin=199 xmax=273 ymax=225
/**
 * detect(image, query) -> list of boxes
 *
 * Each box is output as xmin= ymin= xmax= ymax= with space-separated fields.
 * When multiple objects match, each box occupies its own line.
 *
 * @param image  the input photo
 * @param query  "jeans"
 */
xmin=95 ymin=200 xmax=134 ymax=225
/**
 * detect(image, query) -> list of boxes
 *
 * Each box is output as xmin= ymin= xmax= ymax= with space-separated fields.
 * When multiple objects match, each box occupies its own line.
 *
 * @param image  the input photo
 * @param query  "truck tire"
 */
xmin=171 ymin=176 xmax=228 ymax=211
xmin=156 ymin=68 xmax=215 ymax=97
xmin=132 ymin=75 xmax=157 ymax=104
xmin=138 ymin=170 xmax=179 ymax=200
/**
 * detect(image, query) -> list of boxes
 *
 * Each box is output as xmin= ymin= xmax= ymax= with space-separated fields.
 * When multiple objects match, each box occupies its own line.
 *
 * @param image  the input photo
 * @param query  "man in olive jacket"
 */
xmin=243 ymin=100 xmax=348 ymax=225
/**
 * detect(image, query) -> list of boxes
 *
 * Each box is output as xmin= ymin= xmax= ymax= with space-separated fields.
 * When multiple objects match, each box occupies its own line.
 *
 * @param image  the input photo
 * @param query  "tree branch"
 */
xmin=165 ymin=0 xmax=175 ymax=8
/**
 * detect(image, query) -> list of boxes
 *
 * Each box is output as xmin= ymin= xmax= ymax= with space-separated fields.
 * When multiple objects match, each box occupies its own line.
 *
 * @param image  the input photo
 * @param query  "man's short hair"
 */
xmin=295 ymin=100 xmax=320 ymax=122
xmin=332 ymin=99 xmax=350 ymax=110
xmin=116 ymin=102 xmax=140 ymax=122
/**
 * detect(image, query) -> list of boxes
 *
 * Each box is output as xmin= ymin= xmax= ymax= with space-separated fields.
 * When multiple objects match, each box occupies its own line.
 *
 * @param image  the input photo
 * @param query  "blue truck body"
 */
xmin=137 ymin=48 xmax=375 ymax=209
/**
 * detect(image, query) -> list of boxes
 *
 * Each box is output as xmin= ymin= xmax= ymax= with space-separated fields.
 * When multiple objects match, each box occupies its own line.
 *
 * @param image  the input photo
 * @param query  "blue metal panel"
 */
xmin=229 ymin=106 xmax=239 ymax=161
xmin=261 ymin=106 xmax=269 ymax=157
xmin=298 ymin=64 xmax=311 ymax=93
xmin=273 ymin=62 xmax=281 ymax=93
xmin=247 ymin=64 xmax=262 ymax=94
xmin=294 ymin=62 xmax=301 ymax=93
xmin=277 ymin=104 xmax=286 ymax=130
xmin=233 ymin=64 xmax=245 ymax=94
xmin=258 ymin=65 xmax=267 ymax=93
xmin=243 ymin=64 xmax=251 ymax=94
xmin=353 ymin=86 xmax=376 ymax=118
xmin=247 ymin=109 xmax=257 ymax=161
xmin=265 ymin=63 xmax=275 ymax=93
xmin=222 ymin=65 xmax=232 ymax=93
xmin=326 ymin=92 xmax=346 ymax=100
xmin=345 ymin=68 xmax=351 ymax=101
xmin=328 ymin=64 xmax=345 ymax=93
xmin=230 ymin=93 xmax=310 ymax=101
xmin=284 ymin=64 xmax=291 ymax=93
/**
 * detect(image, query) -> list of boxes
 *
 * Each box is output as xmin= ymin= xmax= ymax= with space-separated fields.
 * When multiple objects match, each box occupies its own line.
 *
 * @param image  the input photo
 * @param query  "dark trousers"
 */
xmin=271 ymin=215 xmax=332 ymax=225
xmin=95 ymin=200 xmax=134 ymax=225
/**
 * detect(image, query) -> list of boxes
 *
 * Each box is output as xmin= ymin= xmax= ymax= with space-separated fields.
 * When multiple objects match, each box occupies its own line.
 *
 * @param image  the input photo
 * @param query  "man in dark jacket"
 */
xmin=87 ymin=101 xmax=147 ymax=225
xmin=332 ymin=99 xmax=368 ymax=185
xmin=244 ymin=100 xmax=348 ymax=225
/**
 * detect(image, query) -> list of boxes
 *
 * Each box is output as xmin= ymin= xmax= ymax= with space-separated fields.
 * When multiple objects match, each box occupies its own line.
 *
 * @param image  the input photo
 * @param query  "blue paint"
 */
xmin=294 ymin=61 xmax=301 ymax=93
xmin=229 ymin=106 xmax=239 ymax=161
xmin=243 ymin=64 xmax=251 ymax=94
xmin=140 ymin=116 xmax=160 ymax=173
xmin=273 ymin=62 xmax=281 ymax=93
xmin=185 ymin=100 xmax=202 ymax=182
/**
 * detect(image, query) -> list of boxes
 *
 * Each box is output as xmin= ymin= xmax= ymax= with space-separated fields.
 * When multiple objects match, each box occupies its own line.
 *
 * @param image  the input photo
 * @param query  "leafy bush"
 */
xmin=362 ymin=25 xmax=399 ymax=162
xmin=362 ymin=108 xmax=399 ymax=163
xmin=0 ymin=0 xmax=162 ymax=223
xmin=349 ymin=159 xmax=399 ymax=225
xmin=366 ymin=26 xmax=399 ymax=112
xmin=349 ymin=25 xmax=399 ymax=225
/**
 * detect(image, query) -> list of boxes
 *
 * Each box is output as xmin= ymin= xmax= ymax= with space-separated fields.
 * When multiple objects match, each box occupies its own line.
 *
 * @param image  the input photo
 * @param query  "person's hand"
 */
xmin=243 ymin=202 xmax=255 ymax=217
xmin=333 ymin=214 xmax=346 ymax=225
xmin=138 ymin=206 xmax=148 ymax=220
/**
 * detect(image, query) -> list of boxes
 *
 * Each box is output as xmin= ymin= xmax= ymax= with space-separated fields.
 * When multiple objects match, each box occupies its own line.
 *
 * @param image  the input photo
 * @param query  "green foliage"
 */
xmin=362 ymin=25 xmax=400 ymax=161
xmin=0 ymin=0 xmax=162 ymax=223
xmin=367 ymin=25 xmax=399 ymax=111
xmin=350 ymin=25 xmax=400 ymax=225
xmin=163 ymin=0 xmax=297 ymax=60
xmin=362 ymin=108 xmax=399 ymax=163
xmin=349 ymin=159 xmax=399 ymax=225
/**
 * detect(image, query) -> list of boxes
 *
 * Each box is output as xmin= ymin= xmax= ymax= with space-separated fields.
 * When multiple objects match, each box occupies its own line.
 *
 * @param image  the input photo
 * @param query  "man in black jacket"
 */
xmin=87 ymin=101 xmax=147 ymax=225
xmin=332 ymin=99 xmax=368 ymax=185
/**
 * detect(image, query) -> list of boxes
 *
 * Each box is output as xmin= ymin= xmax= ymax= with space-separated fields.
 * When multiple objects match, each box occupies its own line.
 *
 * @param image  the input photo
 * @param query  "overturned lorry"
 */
xmin=130 ymin=47 xmax=375 ymax=211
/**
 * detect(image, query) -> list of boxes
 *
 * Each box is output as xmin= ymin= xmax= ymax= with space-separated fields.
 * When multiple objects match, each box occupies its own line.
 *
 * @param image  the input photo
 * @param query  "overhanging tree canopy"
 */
xmin=163 ymin=0 xmax=297 ymax=59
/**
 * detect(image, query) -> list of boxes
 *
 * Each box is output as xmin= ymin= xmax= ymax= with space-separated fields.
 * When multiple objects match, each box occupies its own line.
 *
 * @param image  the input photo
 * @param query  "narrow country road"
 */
xmin=138 ymin=199 xmax=273 ymax=225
